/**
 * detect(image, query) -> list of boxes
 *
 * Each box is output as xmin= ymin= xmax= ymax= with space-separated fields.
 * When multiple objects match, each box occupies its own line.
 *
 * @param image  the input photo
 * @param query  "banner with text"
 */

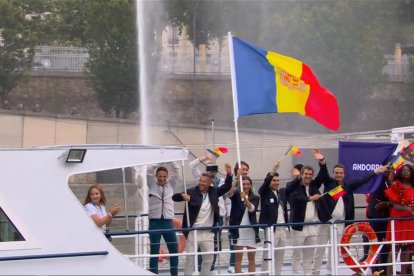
xmin=338 ymin=141 xmax=397 ymax=194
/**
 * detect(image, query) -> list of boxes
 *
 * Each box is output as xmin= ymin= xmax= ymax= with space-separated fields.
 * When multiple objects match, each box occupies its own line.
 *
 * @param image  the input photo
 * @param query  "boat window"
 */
xmin=0 ymin=207 xmax=25 ymax=242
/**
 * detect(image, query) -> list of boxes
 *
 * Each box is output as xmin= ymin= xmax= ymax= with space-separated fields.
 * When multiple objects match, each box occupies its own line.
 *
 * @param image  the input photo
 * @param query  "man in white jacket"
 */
xmin=147 ymin=163 xmax=179 ymax=275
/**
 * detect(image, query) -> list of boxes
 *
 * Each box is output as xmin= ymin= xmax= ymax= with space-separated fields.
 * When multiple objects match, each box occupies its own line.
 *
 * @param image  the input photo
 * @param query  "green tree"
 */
xmin=84 ymin=0 xmax=138 ymax=118
xmin=0 ymin=0 xmax=34 ymax=102
xmin=165 ymin=0 xmax=230 ymax=47
xmin=16 ymin=0 xmax=58 ymax=45
xmin=52 ymin=0 xmax=92 ymax=45
xmin=15 ymin=0 xmax=90 ymax=46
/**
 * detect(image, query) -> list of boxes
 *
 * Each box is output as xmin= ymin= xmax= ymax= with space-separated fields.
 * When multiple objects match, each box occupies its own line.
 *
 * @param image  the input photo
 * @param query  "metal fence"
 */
xmin=31 ymin=45 xmax=412 ymax=81
xmin=157 ymin=52 xmax=231 ymax=76
xmin=32 ymin=45 xmax=88 ymax=73
xmin=383 ymin=54 xmax=412 ymax=82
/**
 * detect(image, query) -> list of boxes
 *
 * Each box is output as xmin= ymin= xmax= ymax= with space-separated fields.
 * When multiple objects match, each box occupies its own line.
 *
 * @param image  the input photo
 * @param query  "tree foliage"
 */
xmin=84 ymin=0 xmax=138 ymax=118
xmin=14 ymin=0 xmax=91 ymax=45
xmin=165 ymin=0 xmax=230 ymax=47
xmin=0 ymin=0 xmax=34 ymax=101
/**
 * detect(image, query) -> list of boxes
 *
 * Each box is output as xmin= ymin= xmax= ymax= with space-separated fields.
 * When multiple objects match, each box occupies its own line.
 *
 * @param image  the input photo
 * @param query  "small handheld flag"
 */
xmin=286 ymin=146 xmax=302 ymax=156
xmin=391 ymin=154 xmax=405 ymax=171
xmin=206 ymin=147 xmax=228 ymax=158
xmin=401 ymin=142 xmax=414 ymax=163
xmin=278 ymin=145 xmax=302 ymax=163
xmin=328 ymin=185 xmax=346 ymax=200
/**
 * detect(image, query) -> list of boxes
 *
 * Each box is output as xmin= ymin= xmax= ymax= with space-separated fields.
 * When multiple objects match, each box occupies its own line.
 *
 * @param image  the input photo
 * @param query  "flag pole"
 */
xmin=181 ymin=160 xmax=190 ymax=229
xmin=228 ymin=32 xmax=243 ymax=193
xmin=211 ymin=118 xmax=216 ymax=149
xmin=278 ymin=154 xmax=288 ymax=164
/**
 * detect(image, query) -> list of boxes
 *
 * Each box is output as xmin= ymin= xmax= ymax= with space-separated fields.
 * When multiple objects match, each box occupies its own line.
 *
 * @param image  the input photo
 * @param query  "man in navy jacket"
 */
xmin=258 ymin=163 xmax=289 ymax=276
xmin=173 ymin=165 xmax=232 ymax=275
xmin=285 ymin=149 xmax=328 ymax=275
xmin=312 ymin=155 xmax=388 ymax=275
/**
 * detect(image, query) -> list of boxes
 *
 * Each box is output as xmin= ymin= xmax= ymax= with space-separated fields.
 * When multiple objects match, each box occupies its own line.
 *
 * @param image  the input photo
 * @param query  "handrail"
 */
xmin=126 ymin=207 xmax=368 ymax=219
xmin=0 ymin=251 xmax=108 ymax=262
xmin=110 ymin=215 xmax=414 ymax=236
xmin=114 ymin=215 xmax=414 ymax=275
xmin=110 ymin=223 xmax=271 ymax=237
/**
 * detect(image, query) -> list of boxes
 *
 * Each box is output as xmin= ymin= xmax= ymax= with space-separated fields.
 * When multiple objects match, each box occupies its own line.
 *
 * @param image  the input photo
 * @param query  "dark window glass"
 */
xmin=0 ymin=207 xmax=25 ymax=242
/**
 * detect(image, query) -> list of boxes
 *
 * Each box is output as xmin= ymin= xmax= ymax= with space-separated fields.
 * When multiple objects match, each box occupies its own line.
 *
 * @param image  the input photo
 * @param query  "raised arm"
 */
xmin=189 ymin=155 xmax=214 ymax=180
xmin=189 ymin=158 xmax=202 ymax=180
xmin=146 ymin=163 xmax=160 ymax=188
xmin=218 ymin=163 xmax=233 ymax=197
xmin=312 ymin=149 xmax=330 ymax=188
xmin=258 ymin=173 xmax=273 ymax=196
xmin=258 ymin=161 xmax=279 ymax=196
xmin=168 ymin=161 xmax=180 ymax=188
xmin=345 ymin=165 xmax=389 ymax=192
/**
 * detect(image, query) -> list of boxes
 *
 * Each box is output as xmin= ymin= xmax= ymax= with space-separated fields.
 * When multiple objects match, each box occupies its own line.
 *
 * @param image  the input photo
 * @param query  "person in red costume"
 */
xmin=385 ymin=164 xmax=414 ymax=275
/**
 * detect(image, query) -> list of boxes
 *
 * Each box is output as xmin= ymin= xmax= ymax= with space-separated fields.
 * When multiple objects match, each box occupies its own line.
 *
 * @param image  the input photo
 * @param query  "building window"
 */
xmin=168 ymin=25 xmax=179 ymax=46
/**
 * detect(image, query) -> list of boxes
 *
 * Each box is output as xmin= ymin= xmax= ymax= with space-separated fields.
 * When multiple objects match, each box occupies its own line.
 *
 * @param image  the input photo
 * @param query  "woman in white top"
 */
xmin=84 ymin=185 xmax=121 ymax=235
xmin=227 ymin=175 xmax=260 ymax=274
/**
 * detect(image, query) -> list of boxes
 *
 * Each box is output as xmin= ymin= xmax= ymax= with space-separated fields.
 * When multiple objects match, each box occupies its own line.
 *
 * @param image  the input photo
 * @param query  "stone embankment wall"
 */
xmin=8 ymin=74 xmax=234 ymax=127
xmin=9 ymin=75 xmax=102 ymax=117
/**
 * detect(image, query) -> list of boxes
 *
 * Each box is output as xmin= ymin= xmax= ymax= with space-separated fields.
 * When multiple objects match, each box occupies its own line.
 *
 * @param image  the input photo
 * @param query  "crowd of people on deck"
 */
xmin=82 ymin=148 xmax=414 ymax=276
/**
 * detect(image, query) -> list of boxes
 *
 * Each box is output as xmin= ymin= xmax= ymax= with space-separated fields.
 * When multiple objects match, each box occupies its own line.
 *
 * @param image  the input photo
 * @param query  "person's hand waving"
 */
xmin=312 ymin=149 xmax=326 ymax=164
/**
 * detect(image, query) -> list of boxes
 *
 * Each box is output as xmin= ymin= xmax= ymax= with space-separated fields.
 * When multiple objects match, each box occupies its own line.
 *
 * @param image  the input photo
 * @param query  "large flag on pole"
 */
xmin=229 ymin=35 xmax=340 ymax=131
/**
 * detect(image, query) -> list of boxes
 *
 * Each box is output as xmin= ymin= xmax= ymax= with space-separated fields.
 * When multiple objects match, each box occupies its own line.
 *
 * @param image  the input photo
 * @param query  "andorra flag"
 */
xmin=286 ymin=146 xmax=302 ymax=156
xmin=206 ymin=147 xmax=228 ymax=158
xmin=328 ymin=185 xmax=346 ymax=200
xmin=391 ymin=154 xmax=405 ymax=171
xmin=229 ymin=35 xmax=340 ymax=131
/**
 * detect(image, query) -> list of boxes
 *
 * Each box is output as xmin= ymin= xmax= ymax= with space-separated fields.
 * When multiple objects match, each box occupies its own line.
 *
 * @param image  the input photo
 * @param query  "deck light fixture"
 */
xmin=66 ymin=149 xmax=87 ymax=163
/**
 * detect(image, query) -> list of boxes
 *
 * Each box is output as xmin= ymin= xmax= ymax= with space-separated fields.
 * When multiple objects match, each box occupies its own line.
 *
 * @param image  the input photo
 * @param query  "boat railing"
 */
xmin=108 ymin=215 xmax=414 ymax=275
xmin=333 ymin=217 xmax=414 ymax=275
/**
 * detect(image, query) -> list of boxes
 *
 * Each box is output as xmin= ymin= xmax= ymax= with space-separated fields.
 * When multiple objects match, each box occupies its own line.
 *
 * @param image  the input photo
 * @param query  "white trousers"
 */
xmin=312 ymin=223 xmax=344 ymax=275
xmin=184 ymin=230 xmax=215 ymax=276
xmin=292 ymin=225 xmax=318 ymax=275
xmin=261 ymin=227 xmax=287 ymax=276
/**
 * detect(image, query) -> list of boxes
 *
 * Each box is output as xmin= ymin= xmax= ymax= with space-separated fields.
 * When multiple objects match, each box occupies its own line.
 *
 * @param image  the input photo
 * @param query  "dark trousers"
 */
xmin=149 ymin=219 xmax=178 ymax=276
xmin=369 ymin=220 xmax=390 ymax=273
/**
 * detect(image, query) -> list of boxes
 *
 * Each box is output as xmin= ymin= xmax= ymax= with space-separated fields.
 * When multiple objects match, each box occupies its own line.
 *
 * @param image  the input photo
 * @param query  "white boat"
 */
xmin=0 ymin=144 xmax=188 ymax=275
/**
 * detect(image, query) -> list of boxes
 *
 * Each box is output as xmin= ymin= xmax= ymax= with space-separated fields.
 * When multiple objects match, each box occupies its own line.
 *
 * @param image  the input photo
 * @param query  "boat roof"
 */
xmin=0 ymin=144 xmax=188 ymax=275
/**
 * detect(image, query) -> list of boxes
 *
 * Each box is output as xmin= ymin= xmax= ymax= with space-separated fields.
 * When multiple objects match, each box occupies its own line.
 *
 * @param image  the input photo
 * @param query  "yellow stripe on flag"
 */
xmin=266 ymin=51 xmax=310 ymax=114
xmin=328 ymin=185 xmax=344 ymax=196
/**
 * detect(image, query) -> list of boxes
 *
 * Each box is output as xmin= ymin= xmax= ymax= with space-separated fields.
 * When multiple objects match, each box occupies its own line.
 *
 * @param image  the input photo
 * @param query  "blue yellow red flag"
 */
xmin=229 ymin=35 xmax=340 ymax=131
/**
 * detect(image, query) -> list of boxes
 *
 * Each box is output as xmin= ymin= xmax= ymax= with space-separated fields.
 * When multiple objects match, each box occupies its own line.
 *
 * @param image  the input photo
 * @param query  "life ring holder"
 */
xmin=340 ymin=222 xmax=380 ymax=274
xmin=158 ymin=217 xmax=186 ymax=262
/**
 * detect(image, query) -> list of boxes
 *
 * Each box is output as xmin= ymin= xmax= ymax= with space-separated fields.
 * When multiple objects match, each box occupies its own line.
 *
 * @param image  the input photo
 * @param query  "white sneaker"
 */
xmin=227 ymin=266 xmax=235 ymax=273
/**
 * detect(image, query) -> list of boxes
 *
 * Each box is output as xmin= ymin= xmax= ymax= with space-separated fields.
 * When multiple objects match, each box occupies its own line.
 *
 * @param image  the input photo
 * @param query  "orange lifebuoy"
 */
xmin=159 ymin=218 xmax=186 ymax=262
xmin=341 ymin=222 xmax=379 ymax=273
